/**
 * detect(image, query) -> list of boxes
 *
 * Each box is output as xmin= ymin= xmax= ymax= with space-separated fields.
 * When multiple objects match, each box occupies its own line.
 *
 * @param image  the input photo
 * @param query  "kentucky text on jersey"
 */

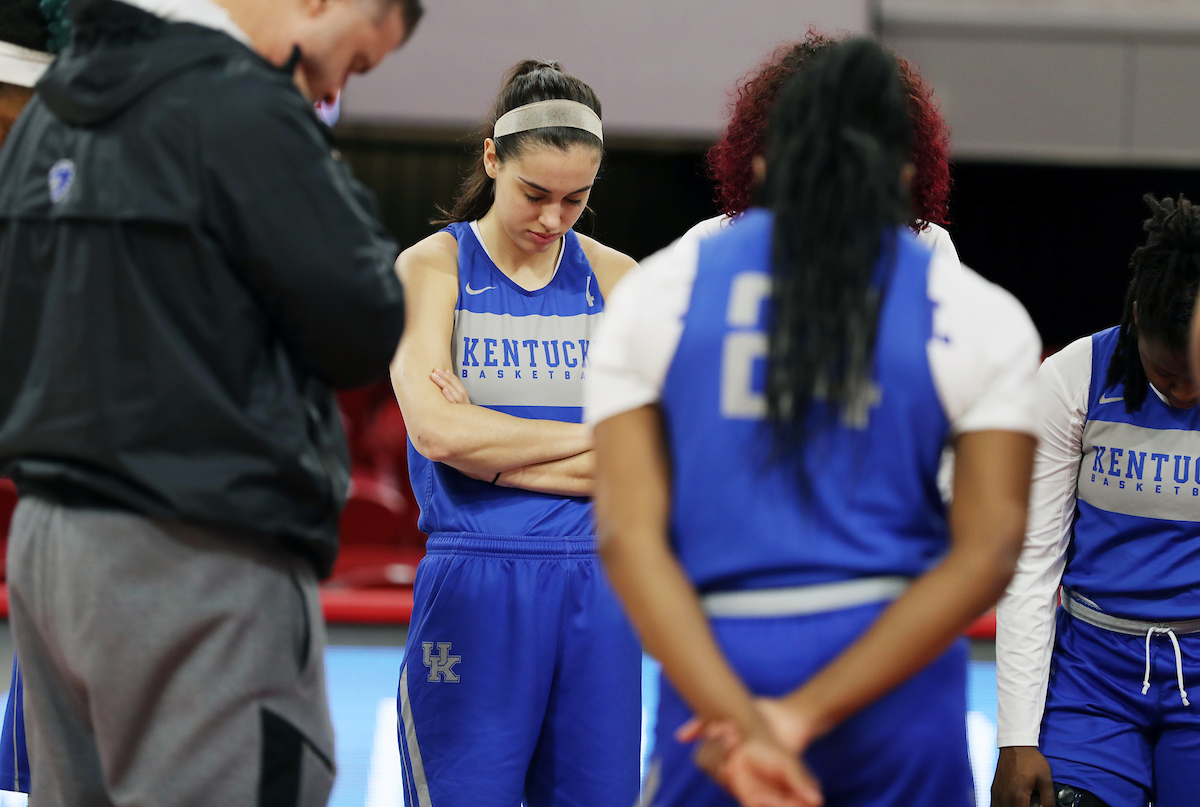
xmin=406 ymin=221 xmax=605 ymax=540
xmin=1084 ymin=432 xmax=1200 ymax=508
xmin=1068 ymin=326 xmax=1200 ymax=619
xmin=458 ymin=335 xmax=590 ymax=380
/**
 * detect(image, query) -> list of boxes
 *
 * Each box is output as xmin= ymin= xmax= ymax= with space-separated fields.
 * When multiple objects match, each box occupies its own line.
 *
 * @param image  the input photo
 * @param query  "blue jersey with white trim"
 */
xmin=1069 ymin=326 xmax=1200 ymax=619
xmin=661 ymin=209 xmax=951 ymax=592
xmin=407 ymin=222 xmax=604 ymax=538
xmin=0 ymin=658 xmax=28 ymax=794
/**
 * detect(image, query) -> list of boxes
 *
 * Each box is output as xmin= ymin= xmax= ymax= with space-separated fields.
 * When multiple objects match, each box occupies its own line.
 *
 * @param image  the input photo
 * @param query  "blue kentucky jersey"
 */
xmin=661 ymin=209 xmax=951 ymax=592
xmin=407 ymin=222 xmax=604 ymax=539
xmin=1068 ymin=326 xmax=1200 ymax=620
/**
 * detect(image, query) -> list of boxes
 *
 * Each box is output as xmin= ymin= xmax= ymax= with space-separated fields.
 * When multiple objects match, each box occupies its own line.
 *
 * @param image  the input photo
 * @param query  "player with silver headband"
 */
xmin=391 ymin=59 xmax=643 ymax=807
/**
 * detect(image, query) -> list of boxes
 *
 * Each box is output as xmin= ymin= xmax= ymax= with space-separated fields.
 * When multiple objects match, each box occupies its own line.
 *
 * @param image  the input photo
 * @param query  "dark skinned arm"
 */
xmin=754 ymin=430 xmax=1035 ymax=751
xmin=594 ymin=405 xmax=822 ymax=807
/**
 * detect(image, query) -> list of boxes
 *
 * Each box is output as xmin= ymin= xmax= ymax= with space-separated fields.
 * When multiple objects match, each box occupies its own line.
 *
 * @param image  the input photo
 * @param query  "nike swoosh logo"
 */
xmin=1099 ymin=395 xmax=1124 ymax=404
xmin=465 ymin=283 xmax=495 ymax=296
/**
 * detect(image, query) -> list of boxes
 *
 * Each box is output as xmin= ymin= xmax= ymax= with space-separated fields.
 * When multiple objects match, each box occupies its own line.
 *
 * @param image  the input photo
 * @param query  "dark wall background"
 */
xmin=335 ymin=126 xmax=1200 ymax=352
xmin=334 ymin=126 xmax=719 ymax=262
xmin=948 ymin=162 xmax=1200 ymax=351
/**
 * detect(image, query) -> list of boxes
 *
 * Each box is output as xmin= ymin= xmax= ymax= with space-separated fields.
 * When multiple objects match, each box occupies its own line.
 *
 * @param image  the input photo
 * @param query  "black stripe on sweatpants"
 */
xmin=260 ymin=708 xmax=302 ymax=807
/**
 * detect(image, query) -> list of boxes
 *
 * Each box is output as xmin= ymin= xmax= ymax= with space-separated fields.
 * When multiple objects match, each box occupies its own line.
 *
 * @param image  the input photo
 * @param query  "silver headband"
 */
xmin=493 ymin=100 xmax=603 ymax=143
xmin=0 ymin=42 xmax=52 ymax=89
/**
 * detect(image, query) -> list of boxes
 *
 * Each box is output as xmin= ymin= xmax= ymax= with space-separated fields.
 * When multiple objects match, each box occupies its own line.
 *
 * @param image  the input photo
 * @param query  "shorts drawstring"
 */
xmin=1060 ymin=589 xmax=1196 ymax=708
xmin=1143 ymin=626 xmax=1190 ymax=707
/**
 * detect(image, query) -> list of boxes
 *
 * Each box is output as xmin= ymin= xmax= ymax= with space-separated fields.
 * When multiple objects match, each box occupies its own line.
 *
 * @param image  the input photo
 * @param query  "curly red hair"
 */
xmin=708 ymin=30 xmax=952 ymax=229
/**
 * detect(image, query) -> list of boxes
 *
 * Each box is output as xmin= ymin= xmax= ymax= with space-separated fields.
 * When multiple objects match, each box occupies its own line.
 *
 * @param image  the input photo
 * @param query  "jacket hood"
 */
xmin=38 ymin=0 xmax=255 ymax=126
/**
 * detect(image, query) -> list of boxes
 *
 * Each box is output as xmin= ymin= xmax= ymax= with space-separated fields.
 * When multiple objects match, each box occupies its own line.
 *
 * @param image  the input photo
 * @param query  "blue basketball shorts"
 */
xmin=1040 ymin=609 xmax=1200 ymax=807
xmin=397 ymin=534 xmax=643 ymax=807
xmin=647 ymin=601 xmax=974 ymax=807
xmin=0 ymin=656 xmax=29 ymax=794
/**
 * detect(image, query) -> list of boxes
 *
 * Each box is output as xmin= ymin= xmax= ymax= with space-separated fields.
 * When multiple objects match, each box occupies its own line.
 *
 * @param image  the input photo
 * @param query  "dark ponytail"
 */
xmin=759 ymin=38 xmax=913 ymax=448
xmin=434 ymin=60 xmax=603 ymax=226
xmin=1104 ymin=193 xmax=1200 ymax=412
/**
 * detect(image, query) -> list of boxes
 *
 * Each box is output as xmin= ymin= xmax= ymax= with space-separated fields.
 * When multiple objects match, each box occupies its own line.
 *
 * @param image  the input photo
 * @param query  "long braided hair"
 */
xmin=760 ymin=38 xmax=913 ymax=450
xmin=1105 ymin=193 xmax=1200 ymax=412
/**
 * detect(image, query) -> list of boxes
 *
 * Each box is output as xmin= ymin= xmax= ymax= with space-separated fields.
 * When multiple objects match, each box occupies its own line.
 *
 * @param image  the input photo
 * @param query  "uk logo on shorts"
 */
xmin=48 ymin=159 xmax=76 ymax=204
xmin=423 ymin=642 xmax=461 ymax=683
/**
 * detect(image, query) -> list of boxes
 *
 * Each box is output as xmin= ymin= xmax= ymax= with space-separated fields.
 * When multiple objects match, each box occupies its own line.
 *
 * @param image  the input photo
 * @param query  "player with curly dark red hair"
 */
xmin=683 ymin=30 xmax=957 ymax=263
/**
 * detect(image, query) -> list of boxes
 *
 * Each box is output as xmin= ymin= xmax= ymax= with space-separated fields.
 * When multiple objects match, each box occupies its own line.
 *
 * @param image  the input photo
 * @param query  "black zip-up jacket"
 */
xmin=0 ymin=0 xmax=406 ymax=576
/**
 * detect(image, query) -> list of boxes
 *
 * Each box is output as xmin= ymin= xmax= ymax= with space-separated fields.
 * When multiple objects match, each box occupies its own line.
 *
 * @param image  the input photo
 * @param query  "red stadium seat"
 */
xmin=358 ymin=398 xmax=411 ymax=492
xmin=338 ymin=472 xmax=407 ymax=546
xmin=328 ymin=544 xmax=424 ymax=588
xmin=326 ymin=390 xmax=428 ymax=624
xmin=0 ymin=479 xmax=16 ymax=526
xmin=336 ymin=382 xmax=397 ymax=466
xmin=0 ymin=479 xmax=16 ymax=582
xmin=966 ymin=609 xmax=997 ymax=640
xmin=320 ymin=587 xmax=414 ymax=624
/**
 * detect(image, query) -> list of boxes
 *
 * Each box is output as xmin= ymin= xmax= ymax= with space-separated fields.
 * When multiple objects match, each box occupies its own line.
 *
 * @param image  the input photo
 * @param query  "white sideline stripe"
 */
xmin=702 ymin=576 xmax=911 ymax=618
xmin=364 ymin=698 xmax=402 ymax=807
xmin=8 ymin=673 xmax=19 ymax=793
xmin=966 ymin=711 xmax=998 ymax=807
xmin=398 ymin=665 xmax=434 ymax=807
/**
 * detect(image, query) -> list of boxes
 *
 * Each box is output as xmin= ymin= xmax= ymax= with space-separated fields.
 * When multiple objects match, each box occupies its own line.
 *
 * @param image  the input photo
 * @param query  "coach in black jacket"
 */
xmin=0 ymin=0 xmax=422 ymax=802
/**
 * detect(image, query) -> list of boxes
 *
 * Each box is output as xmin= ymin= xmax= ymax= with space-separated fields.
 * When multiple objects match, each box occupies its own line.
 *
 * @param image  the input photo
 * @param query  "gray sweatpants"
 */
xmin=7 ymin=497 xmax=335 ymax=807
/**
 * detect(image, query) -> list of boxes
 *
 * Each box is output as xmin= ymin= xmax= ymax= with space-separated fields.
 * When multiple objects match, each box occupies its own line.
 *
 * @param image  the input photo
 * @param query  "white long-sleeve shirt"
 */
xmin=996 ymin=333 xmax=1192 ymax=746
xmin=995 ymin=337 xmax=1091 ymax=746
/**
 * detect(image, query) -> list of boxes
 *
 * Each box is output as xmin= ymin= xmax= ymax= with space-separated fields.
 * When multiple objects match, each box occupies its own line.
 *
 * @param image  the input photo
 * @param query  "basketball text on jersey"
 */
xmin=454 ymin=311 xmax=599 ymax=411
xmin=457 ymin=311 xmax=593 ymax=383
xmin=447 ymin=221 xmax=604 ymax=417
xmin=1080 ymin=422 xmax=1200 ymax=520
xmin=1064 ymin=325 xmax=1200 ymax=619
xmin=406 ymin=221 xmax=602 ymax=541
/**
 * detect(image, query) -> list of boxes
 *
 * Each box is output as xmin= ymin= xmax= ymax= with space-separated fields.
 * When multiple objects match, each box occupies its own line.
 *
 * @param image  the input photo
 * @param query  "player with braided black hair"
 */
xmin=0 ymin=3 xmax=68 ymax=797
xmin=995 ymin=195 xmax=1200 ymax=807
xmin=590 ymin=38 xmax=1041 ymax=807
xmin=1106 ymin=194 xmax=1200 ymax=413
